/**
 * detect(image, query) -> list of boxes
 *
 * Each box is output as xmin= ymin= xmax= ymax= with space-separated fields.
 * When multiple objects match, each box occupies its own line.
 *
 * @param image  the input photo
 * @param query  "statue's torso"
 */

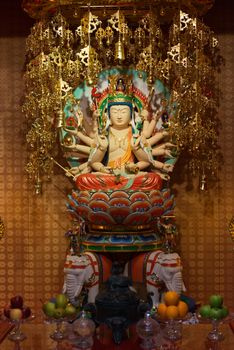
xmin=107 ymin=127 xmax=133 ymax=168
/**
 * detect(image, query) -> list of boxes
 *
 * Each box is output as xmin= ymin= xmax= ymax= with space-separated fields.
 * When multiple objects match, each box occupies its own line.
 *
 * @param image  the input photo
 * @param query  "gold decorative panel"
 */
xmin=0 ymin=33 xmax=233 ymax=317
xmin=0 ymin=37 xmax=71 ymax=315
xmin=175 ymin=34 xmax=234 ymax=307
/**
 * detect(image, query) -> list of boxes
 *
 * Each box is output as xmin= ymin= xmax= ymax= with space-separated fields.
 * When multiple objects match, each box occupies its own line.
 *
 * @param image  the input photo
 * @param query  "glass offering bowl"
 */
xmin=44 ymin=314 xmax=82 ymax=350
xmin=7 ymin=314 xmax=35 ymax=343
xmin=153 ymin=312 xmax=193 ymax=344
xmin=207 ymin=319 xmax=225 ymax=342
xmin=44 ymin=316 xmax=68 ymax=342
xmin=163 ymin=319 xmax=183 ymax=342
xmin=136 ymin=311 xmax=160 ymax=349
xmin=72 ymin=311 xmax=96 ymax=350
xmin=198 ymin=313 xmax=234 ymax=343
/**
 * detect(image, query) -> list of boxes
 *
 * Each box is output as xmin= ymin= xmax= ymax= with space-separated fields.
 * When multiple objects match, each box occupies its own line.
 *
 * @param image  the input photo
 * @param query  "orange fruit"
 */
xmin=157 ymin=303 xmax=167 ymax=319
xmin=177 ymin=301 xmax=188 ymax=318
xmin=164 ymin=291 xmax=180 ymax=306
xmin=165 ymin=305 xmax=179 ymax=319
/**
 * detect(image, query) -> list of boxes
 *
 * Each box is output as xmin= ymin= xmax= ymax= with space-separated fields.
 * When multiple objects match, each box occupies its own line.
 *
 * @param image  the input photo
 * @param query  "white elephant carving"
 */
xmin=63 ymin=252 xmax=112 ymax=306
xmin=124 ymin=250 xmax=186 ymax=306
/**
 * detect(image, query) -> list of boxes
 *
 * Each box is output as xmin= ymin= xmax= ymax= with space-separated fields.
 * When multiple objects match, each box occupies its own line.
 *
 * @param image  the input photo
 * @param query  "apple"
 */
xmin=10 ymin=295 xmax=24 ymax=309
xmin=221 ymin=306 xmax=229 ymax=319
xmin=43 ymin=301 xmax=56 ymax=318
xmin=199 ymin=305 xmax=211 ymax=319
xmin=53 ymin=308 xmax=65 ymax=319
xmin=64 ymin=304 xmax=77 ymax=317
xmin=210 ymin=308 xmax=224 ymax=320
xmin=22 ymin=306 xmax=31 ymax=319
xmin=209 ymin=295 xmax=223 ymax=309
xmin=9 ymin=308 xmax=23 ymax=320
xmin=55 ymin=294 xmax=68 ymax=309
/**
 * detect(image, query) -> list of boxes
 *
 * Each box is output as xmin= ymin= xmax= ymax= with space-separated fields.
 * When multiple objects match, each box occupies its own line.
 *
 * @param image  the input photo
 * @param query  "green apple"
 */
xmin=55 ymin=294 xmax=68 ymax=309
xmin=43 ymin=301 xmax=56 ymax=318
xmin=209 ymin=294 xmax=223 ymax=309
xmin=9 ymin=308 xmax=23 ymax=320
xmin=64 ymin=304 xmax=77 ymax=317
xmin=199 ymin=305 xmax=211 ymax=319
xmin=53 ymin=307 xmax=65 ymax=319
xmin=210 ymin=308 xmax=224 ymax=320
xmin=220 ymin=306 xmax=229 ymax=319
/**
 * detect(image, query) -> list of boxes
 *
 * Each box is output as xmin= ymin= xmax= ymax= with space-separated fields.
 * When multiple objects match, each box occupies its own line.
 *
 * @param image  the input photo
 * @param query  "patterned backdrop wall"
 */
xmin=0 ymin=33 xmax=233 ymax=317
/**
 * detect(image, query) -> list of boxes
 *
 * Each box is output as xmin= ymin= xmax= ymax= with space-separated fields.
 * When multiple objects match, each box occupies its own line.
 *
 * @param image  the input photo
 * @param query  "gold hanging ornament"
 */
xmin=22 ymin=0 xmax=221 ymax=192
xmin=115 ymin=37 xmax=125 ymax=61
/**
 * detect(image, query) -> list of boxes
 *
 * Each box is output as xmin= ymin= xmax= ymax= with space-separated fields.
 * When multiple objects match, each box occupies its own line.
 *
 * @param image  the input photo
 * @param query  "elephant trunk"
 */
xmin=63 ymin=272 xmax=84 ymax=307
xmin=165 ymin=271 xmax=184 ymax=295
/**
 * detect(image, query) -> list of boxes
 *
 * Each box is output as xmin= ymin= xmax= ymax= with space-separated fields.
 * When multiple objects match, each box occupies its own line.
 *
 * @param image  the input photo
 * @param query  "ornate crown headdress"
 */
xmin=107 ymin=75 xmax=133 ymax=106
xmin=91 ymin=73 xmax=148 ymax=133
xmin=92 ymin=73 xmax=148 ymax=114
xmin=91 ymin=74 xmax=133 ymax=114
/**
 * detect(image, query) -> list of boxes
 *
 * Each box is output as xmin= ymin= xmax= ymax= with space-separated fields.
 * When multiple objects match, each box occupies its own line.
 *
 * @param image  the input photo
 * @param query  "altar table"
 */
xmin=1 ymin=322 xmax=234 ymax=350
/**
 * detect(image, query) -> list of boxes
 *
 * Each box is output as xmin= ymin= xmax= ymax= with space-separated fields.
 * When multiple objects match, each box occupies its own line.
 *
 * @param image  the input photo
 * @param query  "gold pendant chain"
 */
xmin=109 ymin=127 xmax=130 ymax=148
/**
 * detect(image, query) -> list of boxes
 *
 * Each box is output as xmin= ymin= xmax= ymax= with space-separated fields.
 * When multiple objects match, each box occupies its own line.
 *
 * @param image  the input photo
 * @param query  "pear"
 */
xmin=64 ymin=304 xmax=77 ymax=317
xmin=9 ymin=308 xmax=23 ymax=320
xmin=55 ymin=294 xmax=68 ymax=309
xmin=53 ymin=307 xmax=65 ymax=319
xmin=43 ymin=301 xmax=56 ymax=318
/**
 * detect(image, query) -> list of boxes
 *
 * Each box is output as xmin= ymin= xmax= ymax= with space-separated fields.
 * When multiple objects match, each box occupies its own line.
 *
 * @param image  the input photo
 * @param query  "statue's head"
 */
xmin=91 ymin=73 xmax=148 ymax=134
xmin=109 ymin=104 xmax=131 ymax=129
xmin=106 ymin=77 xmax=133 ymax=129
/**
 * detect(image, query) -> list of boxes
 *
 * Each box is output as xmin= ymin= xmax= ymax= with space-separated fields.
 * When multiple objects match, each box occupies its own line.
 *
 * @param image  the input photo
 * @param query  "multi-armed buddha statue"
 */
xmin=22 ymin=0 xmax=220 ymax=322
xmin=61 ymin=68 xmax=183 ymax=306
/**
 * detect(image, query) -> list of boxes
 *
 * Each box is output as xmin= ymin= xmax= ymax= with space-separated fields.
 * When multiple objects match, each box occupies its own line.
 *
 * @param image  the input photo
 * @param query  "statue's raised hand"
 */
xmin=153 ymin=142 xmax=177 ymax=157
xmin=161 ymin=163 xmax=174 ymax=173
xmin=140 ymin=109 xmax=149 ymax=121
xmin=97 ymin=134 xmax=108 ymax=152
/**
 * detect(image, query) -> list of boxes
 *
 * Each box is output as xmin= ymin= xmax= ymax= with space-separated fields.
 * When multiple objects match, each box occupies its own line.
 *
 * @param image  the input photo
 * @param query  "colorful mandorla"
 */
xmin=60 ymin=69 xmax=179 ymax=251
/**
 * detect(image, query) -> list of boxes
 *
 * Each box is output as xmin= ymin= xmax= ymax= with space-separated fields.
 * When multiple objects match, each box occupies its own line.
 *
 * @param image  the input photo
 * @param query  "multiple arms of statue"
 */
xmin=128 ymin=109 xmax=176 ymax=178
xmin=88 ymin=134 xmax=113 ymax=174
xmin=62 ymin=105 xmax=176 ymax=178
xmin=141 ymin=109 xmax=160 ymax=138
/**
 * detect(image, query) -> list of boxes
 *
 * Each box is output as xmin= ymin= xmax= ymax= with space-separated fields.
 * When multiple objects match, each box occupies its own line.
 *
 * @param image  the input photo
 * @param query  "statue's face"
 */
xmin=109 ymin=105 xmax=131 ymax=129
